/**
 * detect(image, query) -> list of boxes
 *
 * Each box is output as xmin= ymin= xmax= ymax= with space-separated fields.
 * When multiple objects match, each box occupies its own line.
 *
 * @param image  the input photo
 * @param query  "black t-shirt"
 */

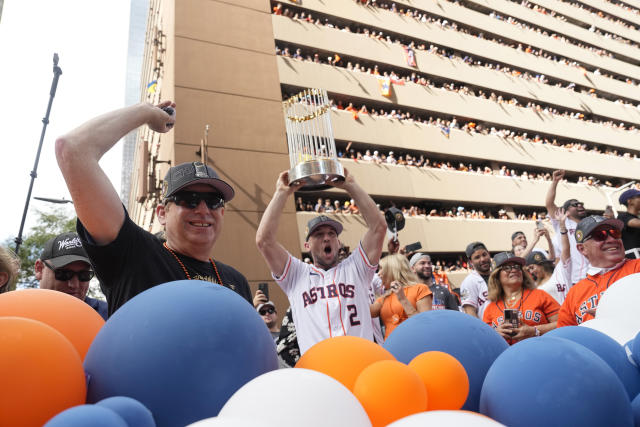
xmin=77 ymin=212 xmax=252 ymax=317
xmin=428 ymin=283 xmax=460 ymax=311
xmin=618 ymin=212 xmax=640 ymax=258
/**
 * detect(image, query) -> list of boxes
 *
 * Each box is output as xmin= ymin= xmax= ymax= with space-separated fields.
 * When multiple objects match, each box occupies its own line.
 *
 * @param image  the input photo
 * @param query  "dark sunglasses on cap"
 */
xmin=569 ymin=202 xmax=584 ymax=208
xmin=583 ymin=227 xmax=622 ymax=242
xmin=43 ymin=260 xmax=95 ymax=282
xmin=259 ymin=307 xmax=276 ymax=315
xmin=165 ymin=191 xmax=225 ymax=210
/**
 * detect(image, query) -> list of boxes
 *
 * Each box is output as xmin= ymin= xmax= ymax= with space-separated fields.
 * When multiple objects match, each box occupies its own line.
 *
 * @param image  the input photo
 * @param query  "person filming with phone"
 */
xmin=483 ymin=252 xmax=560 ymax=345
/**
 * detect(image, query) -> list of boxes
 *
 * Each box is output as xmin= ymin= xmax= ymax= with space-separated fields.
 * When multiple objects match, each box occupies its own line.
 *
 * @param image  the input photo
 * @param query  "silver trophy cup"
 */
xmin=283 ymin=88 xmax=344 ymax=191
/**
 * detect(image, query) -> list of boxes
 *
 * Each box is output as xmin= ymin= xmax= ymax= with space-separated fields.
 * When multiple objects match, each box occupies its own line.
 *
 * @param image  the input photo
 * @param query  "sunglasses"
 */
xmin=43 ymin=260 xmax=94 ymax=282
xmin=165 ymin=191 xmax=225 ymax=210
xmin=583 ymin=227 xmax=621 ymax=242
xmin=259 ymin=307 xmax=276 ymax=315
xmin=501 ymin=264 xmax=522 ymax=272
xmin=569 ymin=202 xmax=584 ymax=208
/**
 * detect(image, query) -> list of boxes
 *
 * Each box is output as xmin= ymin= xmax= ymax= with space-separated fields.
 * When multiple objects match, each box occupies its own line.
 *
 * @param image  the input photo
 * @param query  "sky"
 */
xmin=0 ymin=1 xmax=131 ymax=245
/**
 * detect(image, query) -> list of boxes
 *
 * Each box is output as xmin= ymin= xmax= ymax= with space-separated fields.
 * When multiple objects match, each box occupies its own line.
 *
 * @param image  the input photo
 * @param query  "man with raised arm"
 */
xmin=545 ymin=169 xmax=589 ymax=283
xmin=55 ymin=102 xmax=251 ymax=317
xmin=256 ymin=170 xmax=387 ymax=355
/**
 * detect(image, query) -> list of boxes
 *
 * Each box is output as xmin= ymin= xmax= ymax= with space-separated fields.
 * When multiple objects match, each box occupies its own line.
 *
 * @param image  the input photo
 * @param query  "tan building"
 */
xmin=128 ymin=0 xmax=640 ymax=306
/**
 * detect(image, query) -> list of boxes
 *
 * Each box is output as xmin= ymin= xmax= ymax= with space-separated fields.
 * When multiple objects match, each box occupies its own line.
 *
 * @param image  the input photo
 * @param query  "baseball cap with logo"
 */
xmin=465 ymin=241 xmax=487 ymax=259
xmin=305 ymin=215 xmax=343 ymax=241
xmin=525 ymin=251 xmax=552 ymax=266
xmin=492 ymin=252 xmax=525 ymax=270
xmin=619 ymin=189 xmax=640 ymax=206
xmin=162 ymin=161 xmax=234 ymax=202
xmin=40 ymin=232 xmax=91 ymax=269
xmin=575 ymin=215 xmax=624 ymax=244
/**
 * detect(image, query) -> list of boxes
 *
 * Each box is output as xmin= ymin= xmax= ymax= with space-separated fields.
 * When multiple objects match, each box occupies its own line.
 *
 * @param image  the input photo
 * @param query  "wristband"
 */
xmin=534 ymin=326 xmax=540 ymax=336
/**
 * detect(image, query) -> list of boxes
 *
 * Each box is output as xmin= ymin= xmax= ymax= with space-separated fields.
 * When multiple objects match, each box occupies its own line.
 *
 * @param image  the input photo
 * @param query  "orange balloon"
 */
xmin=295 ymin=336 xmax=396 ymax=390
xmin=0 ymin=289 xmax=104 ymax=359
xmin=0 ymin=317 xmax=87 ymax=427
xmin=353 ymin=360 xmax=428 ymax=427
xmin=408 ymin=351 xmax=469 ymax=410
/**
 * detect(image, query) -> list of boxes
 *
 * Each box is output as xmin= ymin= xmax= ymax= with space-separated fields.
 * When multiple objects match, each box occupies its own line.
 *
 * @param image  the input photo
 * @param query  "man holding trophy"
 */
xmin=256 ymin=89 xmax=387 ymax=355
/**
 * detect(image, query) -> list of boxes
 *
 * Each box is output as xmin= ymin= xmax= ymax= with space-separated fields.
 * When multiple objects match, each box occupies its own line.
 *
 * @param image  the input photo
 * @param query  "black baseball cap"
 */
xmin=493 ymin=252 xmax=525 ymax=270
xmin=575 ymin=215 xmax=624 ymax=244
xmin=40 ymin=232 xmax=91 ymax=269
xmin=162 ymin=162 xmax=234 ymax=202
xmin=465 ymin=241 xmax=487 ymax=259
xmin=619 ymin=189 xmax=640 ymax=206
xmin=305 ymin=215 xmax=343 ymax=241
xmin=525 ymin=251 xmax=552 ymax=266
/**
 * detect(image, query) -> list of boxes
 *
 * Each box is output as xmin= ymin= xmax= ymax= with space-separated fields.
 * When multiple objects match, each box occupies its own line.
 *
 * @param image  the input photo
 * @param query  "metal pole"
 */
xmin=14 ymin=53 xmax=63 ymax=253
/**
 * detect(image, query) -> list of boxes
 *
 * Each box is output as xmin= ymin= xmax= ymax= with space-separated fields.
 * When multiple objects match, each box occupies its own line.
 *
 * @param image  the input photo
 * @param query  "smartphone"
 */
xmin=405 ymin=241 xmax=422 ymax=253
xmin=503 ymin=309 xmax=520 ymax=332
xmin=536 ymin=220 xmax=544 ymax=230
xmin=258 ymin=282 xmax=269 ymax=300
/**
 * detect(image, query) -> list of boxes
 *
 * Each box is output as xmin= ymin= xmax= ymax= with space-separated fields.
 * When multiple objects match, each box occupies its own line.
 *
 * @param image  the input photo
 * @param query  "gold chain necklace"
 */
xmin=163 ymin=242 xmax=224 ymax=286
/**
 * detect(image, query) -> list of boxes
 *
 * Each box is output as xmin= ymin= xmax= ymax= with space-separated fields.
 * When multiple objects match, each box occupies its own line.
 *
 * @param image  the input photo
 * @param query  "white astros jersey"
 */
xmin=274 ymin=243 xmax=377 ymax=355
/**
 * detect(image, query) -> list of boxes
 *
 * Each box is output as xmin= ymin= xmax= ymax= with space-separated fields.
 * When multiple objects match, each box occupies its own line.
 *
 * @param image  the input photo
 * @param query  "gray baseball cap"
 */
xmin=305 ymin=215 xmax=343 ymax=241
xmin=162 ymin=161 xmax=234 ymax=202
xmin=465 ymin=241 xmax=487 ymax=259
xmin=575 ymin=215 xmax=623 ymax=244
xmin=493 ymin=252 xmax=525 ymax=270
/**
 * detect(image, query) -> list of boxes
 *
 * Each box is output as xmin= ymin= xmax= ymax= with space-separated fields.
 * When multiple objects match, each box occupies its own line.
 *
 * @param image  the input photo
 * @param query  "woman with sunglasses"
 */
xmin=371 ymin=254 xmax=432 ymax=339
xmin=483 ymin=252 xmax=560 ymax=345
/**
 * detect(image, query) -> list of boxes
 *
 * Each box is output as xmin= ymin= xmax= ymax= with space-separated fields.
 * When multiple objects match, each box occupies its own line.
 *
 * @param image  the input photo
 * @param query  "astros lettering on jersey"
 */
xmin=274 ymin=243 xmax=377 ymax=355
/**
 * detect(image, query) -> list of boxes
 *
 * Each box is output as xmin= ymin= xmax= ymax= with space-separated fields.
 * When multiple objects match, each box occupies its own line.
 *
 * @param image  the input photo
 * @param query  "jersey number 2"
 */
xmin=347 ymin=304 xmax=360 ymax=326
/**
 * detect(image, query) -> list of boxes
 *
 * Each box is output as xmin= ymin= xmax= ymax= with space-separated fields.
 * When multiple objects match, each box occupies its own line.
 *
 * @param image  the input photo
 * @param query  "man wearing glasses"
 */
xmin=545 ymin=169 xmax=589 ymax=283
xmin=557 ymin=215 xmax=640 ymax=326
xmin=55 ymin=102 xmax=251 ymax=317
xmin=35 ymin=232 xmax=107 ymax=320
xmin=256 ymin=301 xmax=280 ymax=341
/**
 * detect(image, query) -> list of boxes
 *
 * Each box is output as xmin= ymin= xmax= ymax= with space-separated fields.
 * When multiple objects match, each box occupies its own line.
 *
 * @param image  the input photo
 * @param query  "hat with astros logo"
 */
xmin=305 ymin=215 xmax=343 ymax=241
xmin=575 ymin=215 xmax=623 ymax=243
xmin=525 ymin=251 xmax=553 ymax=266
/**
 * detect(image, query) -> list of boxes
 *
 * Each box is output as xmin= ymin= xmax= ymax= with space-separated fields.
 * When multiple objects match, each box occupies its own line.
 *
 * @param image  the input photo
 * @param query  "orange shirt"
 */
xmin=557 ymin=259 xmax=640 ymax=327
xmin=376 ymin=283 xmax=432 ymax=339
xmin=483 ymin=288 xmax=560 ymax=345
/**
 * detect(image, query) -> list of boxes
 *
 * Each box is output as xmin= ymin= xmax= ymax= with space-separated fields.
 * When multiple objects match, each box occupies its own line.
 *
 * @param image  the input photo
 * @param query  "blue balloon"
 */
xmin=546 ymin=326 xmax=640 ymax=399
xmin=45 ymin=405 xmax=127 ymax=427
xmin=632 ymin=394 xmax=640 ymax=427
xmin=480 ymin=337 xmax=633 ymax=427
xmin=383 ymin=310 xmax=508 ymax=411
xmin=632 ymin=331 xmax=640 ymax=367
xmin=84 ymin=281 xmax=278 ymax=427
xmin=97 ymin=396 xmax=155 ymax=427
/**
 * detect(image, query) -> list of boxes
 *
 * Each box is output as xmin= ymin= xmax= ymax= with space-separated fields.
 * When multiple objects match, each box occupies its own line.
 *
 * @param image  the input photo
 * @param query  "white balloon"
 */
xmin=219 ymin=368 xmax=371 ymax=427
xmin=588 ymin=272 xmax=640 ymax=344
xmin=187 ymin=417 xmax=260 ymax=427
xmin=580 ymin=318 xmax=638 ymax=345
xmin=387 ymin=410 xmax=505 ymax=426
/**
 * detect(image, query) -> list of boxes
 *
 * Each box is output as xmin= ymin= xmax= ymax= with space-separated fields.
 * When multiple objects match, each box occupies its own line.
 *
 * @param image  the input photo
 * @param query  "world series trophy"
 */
xmin=283 ymin=88 xmax=345 ymax=190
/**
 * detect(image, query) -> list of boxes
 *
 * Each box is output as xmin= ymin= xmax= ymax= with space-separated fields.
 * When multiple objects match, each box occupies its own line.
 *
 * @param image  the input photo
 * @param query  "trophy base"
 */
xmin=289 ymin=159 xmax=345 ymax=191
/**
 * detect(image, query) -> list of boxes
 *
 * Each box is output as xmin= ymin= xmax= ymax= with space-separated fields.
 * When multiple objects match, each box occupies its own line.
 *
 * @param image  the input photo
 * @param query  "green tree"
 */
xmin=6 ymin=207 xmax=76 ymax=288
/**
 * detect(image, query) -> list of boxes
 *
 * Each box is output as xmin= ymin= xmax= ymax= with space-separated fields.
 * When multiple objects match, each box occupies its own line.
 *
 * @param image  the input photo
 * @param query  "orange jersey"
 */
xmin=557 ymin=259 xmax=640 ymax=327
xmin=377 ymin=283 xmax=432 ymax=339
xmin=483 ymin=288 xmax=560 ymax=345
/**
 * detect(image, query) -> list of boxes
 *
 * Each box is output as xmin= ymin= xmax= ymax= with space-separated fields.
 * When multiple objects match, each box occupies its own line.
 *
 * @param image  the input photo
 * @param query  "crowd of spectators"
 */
xmin=333 ymin=145 xmax=626 ymax=188
xmin=554 ymin=0 xmax=640 ymax=31
xmin=273 ymin=0 xmax=640 ymax=102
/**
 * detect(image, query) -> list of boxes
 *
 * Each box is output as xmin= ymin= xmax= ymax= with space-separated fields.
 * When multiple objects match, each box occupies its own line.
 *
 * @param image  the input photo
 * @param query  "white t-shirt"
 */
xmin=460 ymin=270 xmax=489 ymax=319
xmin=369 ymin=275 xmax=385 ymax=344
xmin=550 ymin=217 xmax=589 ymax=283
xmin=274 ymin=243 xmax=376 ymax=355
xmin=538 ymin=259 xmax=572 ymax=304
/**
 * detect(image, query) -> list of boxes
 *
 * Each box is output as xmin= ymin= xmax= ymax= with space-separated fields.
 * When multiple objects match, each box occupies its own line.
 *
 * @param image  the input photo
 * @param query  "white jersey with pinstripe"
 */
xmin=273 ymin=243 xmax=376 ymax=355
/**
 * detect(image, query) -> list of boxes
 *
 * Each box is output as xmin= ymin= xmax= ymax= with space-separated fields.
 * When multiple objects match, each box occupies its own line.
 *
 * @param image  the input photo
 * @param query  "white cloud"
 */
xmin=0 ymin=1 xmax=131 ymax=243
